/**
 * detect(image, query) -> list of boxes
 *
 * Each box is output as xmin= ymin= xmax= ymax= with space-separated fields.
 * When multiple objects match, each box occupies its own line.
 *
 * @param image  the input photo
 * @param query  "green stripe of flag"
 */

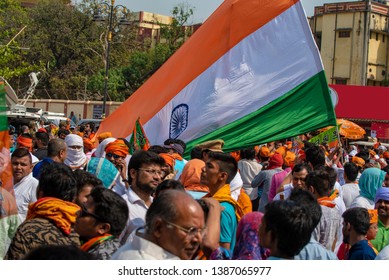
xmin=0 ymin=82 xmax=8 ymax=132
xmin=183 ymin=71 xmax=336 ymax=157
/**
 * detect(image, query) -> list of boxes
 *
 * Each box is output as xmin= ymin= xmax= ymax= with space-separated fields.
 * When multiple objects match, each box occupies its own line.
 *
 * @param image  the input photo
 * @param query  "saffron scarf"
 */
xmin=317 ymin=189 xmax=338 ymax=208
xmin=206 ymin=184 xmax=244 ymax=221
xmin=80 ymin=233 xmax=114 ymax=252
xmin=27 ymin=197 xmax=80 ymax=235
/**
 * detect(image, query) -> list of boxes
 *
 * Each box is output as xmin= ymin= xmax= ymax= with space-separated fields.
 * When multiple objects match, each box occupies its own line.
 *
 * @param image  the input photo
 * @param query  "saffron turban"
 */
xmin=352 ymin=156 xmax=365 ymax=168
xmin=284 ymin=151 xmax=296 ymax=167
xmin=105 ymin=139 xmax=129 ymax=158
xmin=159 ymin=153 xmax=176 ymax=169
xmin=97 ymin=132 xmax=113 ymax=143
xmin=17 ymin=135 xmax=33 ymax=151
xmin=259 ymin=146 xmax=270 ymax=158
xmin=383 ymin=152 xmax=389 ymax=159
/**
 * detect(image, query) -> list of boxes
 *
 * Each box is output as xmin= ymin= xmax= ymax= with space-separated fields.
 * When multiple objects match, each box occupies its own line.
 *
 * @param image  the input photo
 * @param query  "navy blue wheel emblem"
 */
xmin=169 ymin=104 xmax=189 ymax=139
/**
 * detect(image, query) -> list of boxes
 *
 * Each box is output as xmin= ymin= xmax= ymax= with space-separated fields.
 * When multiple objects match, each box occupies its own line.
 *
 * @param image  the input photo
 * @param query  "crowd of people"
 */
xmin=0 ymin=121 xmax=389 ymax=260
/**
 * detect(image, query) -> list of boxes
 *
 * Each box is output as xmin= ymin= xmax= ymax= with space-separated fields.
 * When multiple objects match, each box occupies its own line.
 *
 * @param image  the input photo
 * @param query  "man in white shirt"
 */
xmin=341 ymin=162 xmax=360 ymax=209
xmin=112 ymin=189 xmax=204 ymax=260
xmin=120 ymin=150 xmax=166 ymax=244
xmin=274 ymin=163 xmax=311 ymax=201
xmin=11 ymin=148 xmax=38 ymax=222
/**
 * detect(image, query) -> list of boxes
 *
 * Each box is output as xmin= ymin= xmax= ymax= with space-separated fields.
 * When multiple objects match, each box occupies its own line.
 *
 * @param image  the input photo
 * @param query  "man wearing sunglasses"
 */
xmin=119 ymin=150 xmax=166 ymax=244
xmin=112 ymin=189 xmax=205 ymax=260
xmin=74 ymin=187 xmax=128 ymax=260
xmin=104 ymin=139 xmax=130 ymax=196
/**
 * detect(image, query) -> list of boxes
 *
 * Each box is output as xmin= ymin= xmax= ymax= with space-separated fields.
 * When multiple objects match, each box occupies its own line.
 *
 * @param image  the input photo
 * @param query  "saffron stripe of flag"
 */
xmin=97 ymin=0 xmax=336 ymax=157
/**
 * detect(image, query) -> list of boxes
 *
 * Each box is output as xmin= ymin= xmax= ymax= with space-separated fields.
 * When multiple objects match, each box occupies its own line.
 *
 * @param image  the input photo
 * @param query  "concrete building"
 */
xmin=130 ymin=11 xmax=202 ymax=47
xmin=311 ymin=0 xmax=389 ymax=86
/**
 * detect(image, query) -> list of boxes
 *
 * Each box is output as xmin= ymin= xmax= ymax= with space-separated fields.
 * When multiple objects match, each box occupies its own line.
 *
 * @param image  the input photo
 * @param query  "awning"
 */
xmin=330 ymin=84 xmax=389 ymax=122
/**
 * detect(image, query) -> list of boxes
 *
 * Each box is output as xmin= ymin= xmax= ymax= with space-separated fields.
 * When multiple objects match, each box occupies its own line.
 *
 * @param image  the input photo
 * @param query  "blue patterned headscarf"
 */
xmin=87 ymin=157 xmax=119 ymax=189
xmin=359 ymin=168 xmax=386 ymax=201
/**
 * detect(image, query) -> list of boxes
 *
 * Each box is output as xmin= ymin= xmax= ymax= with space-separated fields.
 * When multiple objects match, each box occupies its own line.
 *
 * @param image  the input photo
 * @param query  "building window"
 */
xmin=376 ymin=33 xmax=379 ymax=41
xmin=315 ymin=33 xmax=322 ymax=51
xmin=335 ymin=79 xmax=347 ymax=85
xmin=383 ymin=34 xmax=385 ymax=42
xmin=338 ymin=31 xmax=351 ymax=38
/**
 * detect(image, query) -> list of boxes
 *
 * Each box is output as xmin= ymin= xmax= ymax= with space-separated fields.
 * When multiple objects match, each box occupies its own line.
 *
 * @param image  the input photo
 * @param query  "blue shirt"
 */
xmin=295 ymin=237 xmax=338 ymax=260
xmin=32 ymin=158 xmax=54 ymax=179
xmin=348 ymin=240 xmax=376 ymax=260
xmin=220 ymin=202 xmax=237 ymax=252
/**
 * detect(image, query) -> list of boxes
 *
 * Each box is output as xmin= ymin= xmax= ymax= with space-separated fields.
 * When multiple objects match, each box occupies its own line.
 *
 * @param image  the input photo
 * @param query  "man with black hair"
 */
xmin=73 ymin=169 xmax=103 ymax=206
xmin=120 ymin=150 xmax=166 ymax=244
xmin=83 ymin=122 xmax=95 ymax=140
xmin=291 ymin=189 xmax=338 ymax=260
xmin=273 ymin=163 xmax=311 ymax=201
xmin=33 ymin=131 xmax=49 ymax=160
xmin=258 ymin=199 xmax=314 ymax=259
xmin=200 ymin=151 xmax=244 ymax=251
xmin=57 ymin=128 xmax=70 ymax=140
xmin=342 ymin=207 xmax=376 ymax=259
xmin=11 ymin=148 xmax=39 ymax=223
xmin=306 ymin=170 xmax=341 ymax=252
xmin=5 ymin=163 xmax=80 ymax=260
xmin=342 ymin=162 xmax=360 ymax=208
xmin=74 ymin=187 xmax=128 ymax=259
xmin=304 ymin=144 xmax=325 ymax=169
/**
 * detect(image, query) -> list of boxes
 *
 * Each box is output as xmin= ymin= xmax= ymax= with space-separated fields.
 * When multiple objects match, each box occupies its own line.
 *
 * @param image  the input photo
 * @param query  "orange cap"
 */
xmin=352 ymin=156 xmax=365 ymax=168
xmin=368 ymin=209 xmax=378 ymax=224
xmin=259 ymin=146 xmax=270 ymax=158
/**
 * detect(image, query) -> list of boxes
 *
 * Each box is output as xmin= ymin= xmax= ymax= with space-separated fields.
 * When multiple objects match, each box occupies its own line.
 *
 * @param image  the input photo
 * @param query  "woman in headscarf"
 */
xmin=209 ymin=211 xmax=268 ymax=260
xmin=232 ymin=211 xmax=267 ymax=260
xmin=64 ymin=134 xmax=88 ymax=170
xmin=350 ymin=168 xmax=386 ymax=209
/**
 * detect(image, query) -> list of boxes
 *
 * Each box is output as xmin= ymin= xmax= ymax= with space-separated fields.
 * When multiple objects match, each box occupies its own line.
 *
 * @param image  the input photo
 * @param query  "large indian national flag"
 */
xmin=98 ymin=0 xmax=337 ymax=157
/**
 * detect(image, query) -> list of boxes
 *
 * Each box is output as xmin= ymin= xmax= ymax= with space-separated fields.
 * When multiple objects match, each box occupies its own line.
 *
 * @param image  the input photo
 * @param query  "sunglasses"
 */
xmin=106 ymin=153 xmax=122 ymax=159
xmin=78 ymin=204 xmax=104 ymax=222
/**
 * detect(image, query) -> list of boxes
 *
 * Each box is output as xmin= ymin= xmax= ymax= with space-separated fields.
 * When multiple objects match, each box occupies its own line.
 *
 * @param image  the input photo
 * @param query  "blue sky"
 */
xmin=96 ymin=0 xmax=351 ymax=23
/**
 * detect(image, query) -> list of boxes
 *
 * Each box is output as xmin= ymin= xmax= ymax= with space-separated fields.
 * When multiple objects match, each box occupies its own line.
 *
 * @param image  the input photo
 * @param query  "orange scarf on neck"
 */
xmin=206 ymin=184 xmax=244 ymax=221
xmin=80 ymin=233 xmax=114 ymax=252
xmin=27 ymin=197 xmax=80 ymax=235
xmin=317 ymin=189 xmax=338 ymax=208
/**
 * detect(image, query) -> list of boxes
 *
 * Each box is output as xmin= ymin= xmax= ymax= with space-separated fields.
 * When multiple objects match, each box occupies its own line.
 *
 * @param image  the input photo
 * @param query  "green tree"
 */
xmin=159 ymin=3 xmax=195 ymax=52
xmin=0 ymin=0 xmax=37 ymax=80
xmin=121 ymin=4 xmax=196 ymax=97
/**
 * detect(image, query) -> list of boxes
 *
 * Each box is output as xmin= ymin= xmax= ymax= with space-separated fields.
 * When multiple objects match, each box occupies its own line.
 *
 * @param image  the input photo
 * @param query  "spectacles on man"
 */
xmin=78 ymin=204 xmax=104 ymax=222
xmin=165 ymin=220 xmax=206 ymax=238
xmin=138 ymin=168 xmax=165 ymax=177
xmin=106 ymin=153 xmax=122 ymax=159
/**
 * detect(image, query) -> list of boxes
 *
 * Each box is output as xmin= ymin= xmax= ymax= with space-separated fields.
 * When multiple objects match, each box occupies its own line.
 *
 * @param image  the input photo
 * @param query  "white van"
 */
xmin=41 ymin=112 xmax=76 ymax=127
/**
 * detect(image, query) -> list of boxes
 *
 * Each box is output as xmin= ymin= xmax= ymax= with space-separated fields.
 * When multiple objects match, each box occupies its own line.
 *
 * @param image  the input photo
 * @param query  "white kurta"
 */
xmin=13 ymin=173 xmax=39 ymax=222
